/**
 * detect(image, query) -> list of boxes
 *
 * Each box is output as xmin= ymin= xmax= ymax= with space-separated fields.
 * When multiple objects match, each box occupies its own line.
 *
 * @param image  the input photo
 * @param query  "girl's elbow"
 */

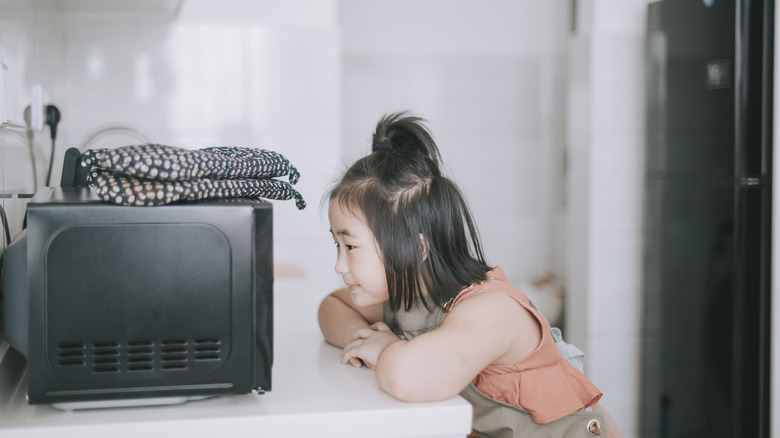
xmin=377 ymin=372 xmax=425 ymax=402
xmin=375 ymin=360 xmax=450 ymax=402
xmin=375 ymin=355 xmax=417 ymax=401
xmin=378 ymin=373 xmax=458 ymax=402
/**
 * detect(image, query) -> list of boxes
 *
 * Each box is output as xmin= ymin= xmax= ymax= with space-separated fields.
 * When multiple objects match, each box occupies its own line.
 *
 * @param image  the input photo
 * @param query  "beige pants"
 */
xmin=460 ymin=383 xmax=610 ymax=438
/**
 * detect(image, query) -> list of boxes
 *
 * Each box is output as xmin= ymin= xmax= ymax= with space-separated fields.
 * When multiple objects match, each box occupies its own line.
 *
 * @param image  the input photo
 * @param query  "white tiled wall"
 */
xmin=339 ymin=0 xmax=571 ymax=286
xmin=567 ymin=2 xmax=651 ymax=437
xmin=0 ymin=1 xmax=342 ymax=291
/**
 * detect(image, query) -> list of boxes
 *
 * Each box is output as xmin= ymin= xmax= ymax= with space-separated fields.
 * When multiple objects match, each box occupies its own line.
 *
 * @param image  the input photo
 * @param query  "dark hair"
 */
xmin=329 ymin=111 xmax=492 ymax=311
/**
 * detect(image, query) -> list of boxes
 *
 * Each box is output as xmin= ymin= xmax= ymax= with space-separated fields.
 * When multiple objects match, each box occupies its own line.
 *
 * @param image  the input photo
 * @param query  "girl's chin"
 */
xmin=350 ymin=290 xmax=383 ymax=308
xmin=350 ymin=291 xmax=368 ymax=306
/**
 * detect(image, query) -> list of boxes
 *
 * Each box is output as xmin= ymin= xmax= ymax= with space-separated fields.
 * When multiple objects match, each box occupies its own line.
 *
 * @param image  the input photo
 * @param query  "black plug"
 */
xmin=44 ymin=104 xmax=61 ymax=187
xmin=45 ymin=104 xmax=61 ymax=141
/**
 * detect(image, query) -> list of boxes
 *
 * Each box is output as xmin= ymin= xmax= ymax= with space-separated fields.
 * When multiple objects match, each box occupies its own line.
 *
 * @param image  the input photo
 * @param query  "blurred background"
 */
xmin=1 ymin=1 xmax=776 ymax=437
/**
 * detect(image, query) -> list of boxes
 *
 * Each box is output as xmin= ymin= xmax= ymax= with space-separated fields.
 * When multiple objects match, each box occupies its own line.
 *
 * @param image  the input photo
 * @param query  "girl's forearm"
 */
xmin=318 ymin=294 xmax=371 ymax=347
xmin=374 ymin=339 xmax=459 ymax=402
xmin=374 ymin=340 xmax=416 ymax=399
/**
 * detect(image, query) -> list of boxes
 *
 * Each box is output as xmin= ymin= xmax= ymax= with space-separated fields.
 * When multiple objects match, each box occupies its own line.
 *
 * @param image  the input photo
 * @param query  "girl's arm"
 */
xmin=318 ymin=287 xmax=384 ymax=348
xmin=368 ymin=292 xmax=539 ymax=402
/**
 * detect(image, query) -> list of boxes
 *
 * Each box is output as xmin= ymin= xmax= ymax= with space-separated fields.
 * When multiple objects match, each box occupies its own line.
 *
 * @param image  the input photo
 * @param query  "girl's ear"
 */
xmin=419 ymin=233 xmax=429 ymax=261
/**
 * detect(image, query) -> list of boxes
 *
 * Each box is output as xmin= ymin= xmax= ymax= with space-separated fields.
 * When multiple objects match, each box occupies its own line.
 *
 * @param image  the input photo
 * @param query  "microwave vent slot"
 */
xmin=194 ymin=339 xmax=222 ymax=361
xmin=128 ymin=339 xmax=155 ymax=372
xmin=52 ymin=337 xmax=225 ymax=378
xmin=56 ymin=342 xmax=86 ymax=367
xmin=160 ymin=339 xmax=188 ymax=371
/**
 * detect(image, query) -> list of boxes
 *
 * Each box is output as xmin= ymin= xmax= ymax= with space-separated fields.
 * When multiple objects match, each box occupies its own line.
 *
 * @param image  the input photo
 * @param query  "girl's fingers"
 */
xmin=349 ymin=327 xmax=374 ymax=341
xmin=343 ymin=350 xmax=371 ymax=369
xmin=369 ymin=321 xmax=391 ymax=332
xmin=341 ymin=340 xmax=363 ymax=364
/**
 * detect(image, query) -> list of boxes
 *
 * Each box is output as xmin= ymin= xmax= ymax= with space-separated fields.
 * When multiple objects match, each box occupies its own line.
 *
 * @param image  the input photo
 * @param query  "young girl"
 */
xmin=318 ymin=112 xmax=622 ymax=438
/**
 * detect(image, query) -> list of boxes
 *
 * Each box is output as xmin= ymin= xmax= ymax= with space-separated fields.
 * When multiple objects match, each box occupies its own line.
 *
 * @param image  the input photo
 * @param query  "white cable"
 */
xmin=78 ymin=123 xmax=155 ymax=152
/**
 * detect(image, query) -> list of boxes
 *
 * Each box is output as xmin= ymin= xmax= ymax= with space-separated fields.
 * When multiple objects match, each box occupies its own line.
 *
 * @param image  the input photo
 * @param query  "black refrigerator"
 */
xmin=643 ymin=0 xmax=772 ymax=437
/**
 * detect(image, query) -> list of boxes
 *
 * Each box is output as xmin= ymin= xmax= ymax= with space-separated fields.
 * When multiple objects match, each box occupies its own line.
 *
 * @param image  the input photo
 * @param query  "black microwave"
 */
xmin=0 ymin=187 xmax=273 ymax=408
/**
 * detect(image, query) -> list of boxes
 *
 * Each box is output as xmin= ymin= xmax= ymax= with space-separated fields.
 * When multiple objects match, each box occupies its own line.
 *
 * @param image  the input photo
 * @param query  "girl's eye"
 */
xmin=345 ymin=244 xmax=356 ymax=251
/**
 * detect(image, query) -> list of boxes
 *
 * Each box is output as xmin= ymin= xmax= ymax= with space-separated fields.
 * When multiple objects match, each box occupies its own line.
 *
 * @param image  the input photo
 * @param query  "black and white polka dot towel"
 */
xmin=82 ymin=144 xmax=306 ymax=209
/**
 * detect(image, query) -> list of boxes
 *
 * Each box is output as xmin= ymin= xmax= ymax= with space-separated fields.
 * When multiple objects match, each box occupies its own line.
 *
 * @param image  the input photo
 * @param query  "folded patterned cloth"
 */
xmin=82 ymin=144 xmax=306 ymax=209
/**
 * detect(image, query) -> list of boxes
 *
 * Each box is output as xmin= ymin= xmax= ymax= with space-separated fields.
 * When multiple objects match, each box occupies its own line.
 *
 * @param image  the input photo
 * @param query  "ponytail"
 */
xmin=372 ymin=113 xmax=439 ymax=158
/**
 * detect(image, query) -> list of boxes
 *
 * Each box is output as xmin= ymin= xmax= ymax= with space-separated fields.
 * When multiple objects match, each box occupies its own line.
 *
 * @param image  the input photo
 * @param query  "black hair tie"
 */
xmin=374 ymin=138 xmax=393 ymax=151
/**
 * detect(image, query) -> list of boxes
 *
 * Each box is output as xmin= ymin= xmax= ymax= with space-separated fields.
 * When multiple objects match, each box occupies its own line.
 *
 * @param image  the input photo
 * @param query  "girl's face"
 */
xmin=328 ymin=200 xmax=389 ymax=308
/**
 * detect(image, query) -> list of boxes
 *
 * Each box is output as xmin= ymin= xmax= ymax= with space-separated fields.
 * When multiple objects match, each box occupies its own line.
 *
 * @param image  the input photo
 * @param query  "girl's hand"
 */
xmin=341 ymin=322 xmax=402 ymax=370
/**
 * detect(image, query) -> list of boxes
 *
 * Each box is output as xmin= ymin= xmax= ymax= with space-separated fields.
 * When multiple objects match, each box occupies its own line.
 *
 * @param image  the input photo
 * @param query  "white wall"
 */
xmin=1 ymin=0 xmax=574 ymax=311
xmin=0 ymin=0 xmax=342 ymax=290
xmin=338 ymin=0 xmax=571 ymax=300
xmin=566 ymin=1 xmax=651 ymax=437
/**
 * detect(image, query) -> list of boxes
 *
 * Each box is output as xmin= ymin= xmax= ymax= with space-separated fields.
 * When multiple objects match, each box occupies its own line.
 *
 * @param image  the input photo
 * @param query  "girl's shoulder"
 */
xmin=448 ymin=266 xmax=533 ymax=312
xmin=442 ymin=266 xmax=545 ymax=367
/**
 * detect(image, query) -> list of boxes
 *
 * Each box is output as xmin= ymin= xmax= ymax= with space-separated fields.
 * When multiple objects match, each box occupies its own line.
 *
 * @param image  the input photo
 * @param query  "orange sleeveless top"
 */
xmin=451 ymin=267 xmax=603 ymax=424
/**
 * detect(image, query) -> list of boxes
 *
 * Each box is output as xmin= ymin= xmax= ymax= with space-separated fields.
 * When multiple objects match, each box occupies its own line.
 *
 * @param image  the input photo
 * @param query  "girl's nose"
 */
xmin=334 ymin=252 xmax=348 ymax=275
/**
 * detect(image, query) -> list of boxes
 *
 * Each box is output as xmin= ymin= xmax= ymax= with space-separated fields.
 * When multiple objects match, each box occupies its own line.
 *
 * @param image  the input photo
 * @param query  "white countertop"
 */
xmin=0 ymin=277 xmax=472 ymax=438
